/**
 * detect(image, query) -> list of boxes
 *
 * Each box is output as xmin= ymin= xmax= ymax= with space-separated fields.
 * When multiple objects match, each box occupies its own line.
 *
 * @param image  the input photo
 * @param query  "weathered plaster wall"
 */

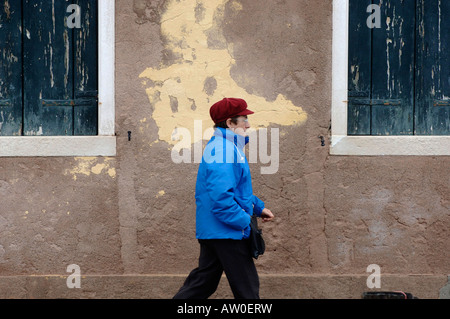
xmin=124 ymin=0 xmax=330 ymax=276
xmin=0 ymin=157 xmax=121 ymax=275
xmin=0 ymin=0 xmax=448 ymax=299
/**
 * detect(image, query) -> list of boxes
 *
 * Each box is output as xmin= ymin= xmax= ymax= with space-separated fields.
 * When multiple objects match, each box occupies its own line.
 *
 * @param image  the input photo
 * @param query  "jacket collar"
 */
xmin=214 ymin=127 xmax=249 ymax=149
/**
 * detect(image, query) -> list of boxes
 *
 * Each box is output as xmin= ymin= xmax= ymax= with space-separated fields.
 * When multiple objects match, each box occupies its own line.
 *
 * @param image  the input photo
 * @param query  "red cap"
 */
xmin=209 ymin=98 xmax=254 ymax=123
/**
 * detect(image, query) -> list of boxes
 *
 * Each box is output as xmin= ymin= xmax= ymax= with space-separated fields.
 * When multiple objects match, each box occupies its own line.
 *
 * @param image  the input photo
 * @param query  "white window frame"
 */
xmin=0 ymin=0 xmax=116 ymax=157
xmin=331 ymin=0 xmax=450 ymax=156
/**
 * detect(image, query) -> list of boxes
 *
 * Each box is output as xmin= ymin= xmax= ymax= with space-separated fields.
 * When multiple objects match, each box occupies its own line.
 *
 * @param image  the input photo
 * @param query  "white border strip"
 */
xmin=0 ymin=0 xmax=116 ymax=157
xmin=331 ymin=0 xmax=450 ymax=156
xmin=332 ymin=0 xmax=349 ymax=138
xmin=332 ymin=135 xmax=450 ymax=156
xmin=98 ymin=0 xmax=115 ymax=136
xmin=0 ymin=136 xmax=116 ymax=157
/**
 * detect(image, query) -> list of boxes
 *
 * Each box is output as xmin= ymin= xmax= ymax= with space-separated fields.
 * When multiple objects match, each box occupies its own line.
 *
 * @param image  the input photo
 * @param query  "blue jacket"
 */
xmin=195 ymin=127 xmax=265 ymax=240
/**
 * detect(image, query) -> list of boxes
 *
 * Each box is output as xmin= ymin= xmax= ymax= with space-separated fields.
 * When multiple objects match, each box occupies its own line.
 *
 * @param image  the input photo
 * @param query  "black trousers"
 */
xmin=173 ymin=239 xmax=260 ymax=299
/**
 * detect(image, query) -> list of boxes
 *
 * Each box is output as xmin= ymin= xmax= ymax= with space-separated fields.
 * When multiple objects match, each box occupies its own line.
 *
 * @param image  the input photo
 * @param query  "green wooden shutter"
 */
xmin=371 ymin=0 xmax=415 ymax=135
xmin=415 ymin=0 xmax=450 ymax=135
xmin=348 ymin=0 xmax=372 ymax=135
xmin=0 ymin=0 xmax=22 ymax=136
xmin=348 ymin=0 xmax=415 ymax=136
xmin=0 ymin=0 xmax=97 ymax=137
xmin=74 ymin=0 xmax=98 ymax=136
xmin=23 ymin=0 xmax=75 ymax=136
xmin=349 ymin=0 xmax=449 ymax=136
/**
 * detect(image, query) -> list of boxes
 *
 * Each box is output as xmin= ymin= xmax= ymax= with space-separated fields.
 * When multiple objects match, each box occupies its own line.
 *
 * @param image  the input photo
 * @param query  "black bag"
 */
xmin=249 ymin=215 xmax=265 ymax=259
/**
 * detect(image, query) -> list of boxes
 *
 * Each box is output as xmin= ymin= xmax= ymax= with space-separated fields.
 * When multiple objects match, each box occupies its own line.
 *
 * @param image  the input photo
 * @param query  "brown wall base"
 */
xmin=0 ymin=274 xmax=447 ymax=299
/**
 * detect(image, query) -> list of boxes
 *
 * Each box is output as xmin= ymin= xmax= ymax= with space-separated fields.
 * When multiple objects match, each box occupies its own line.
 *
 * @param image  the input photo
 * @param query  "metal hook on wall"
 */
xmin=318 ymin=136 xmax=325 ymax=147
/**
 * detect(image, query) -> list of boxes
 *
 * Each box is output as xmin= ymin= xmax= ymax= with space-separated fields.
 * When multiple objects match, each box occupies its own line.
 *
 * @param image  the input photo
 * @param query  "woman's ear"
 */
xmin=226 ymin=118 xmax=233 ymax=128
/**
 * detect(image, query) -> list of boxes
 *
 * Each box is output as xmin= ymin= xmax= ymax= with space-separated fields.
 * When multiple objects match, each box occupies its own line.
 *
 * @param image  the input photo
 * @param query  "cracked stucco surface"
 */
xmin=0 ymin=0 xmax=448 ymax=299
xmin=138 ymin=0 xmax=308 ymax=151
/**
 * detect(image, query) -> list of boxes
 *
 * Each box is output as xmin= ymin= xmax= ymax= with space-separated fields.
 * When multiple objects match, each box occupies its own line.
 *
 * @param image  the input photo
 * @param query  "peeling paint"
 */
xmin=156 ymin=190 xmax=166 ymax=198
xmin=63 ymin=29 xmax=70 ymax=89
xmin=25 ymin=126 xmax=43 ymax=136
xmin=3 ymin=0 xmax=11 ymax=20
xmin=65 ymin=157 xmax=116 ymax=180
xmin=139 ymin=0 xmax=308 ymax=149
xmin=49 ymin=32 xmax=54 ymax=88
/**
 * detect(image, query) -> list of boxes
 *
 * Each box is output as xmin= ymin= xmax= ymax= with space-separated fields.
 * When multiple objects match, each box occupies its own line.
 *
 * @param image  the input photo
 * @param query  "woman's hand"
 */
xmin=261 ymin=208 xmax=274 ymax=222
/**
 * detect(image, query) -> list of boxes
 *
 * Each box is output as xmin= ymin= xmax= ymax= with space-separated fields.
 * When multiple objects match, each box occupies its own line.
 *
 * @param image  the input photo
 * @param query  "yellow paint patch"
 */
xmin=139 ymin=0 xmax=308 ymax=149
xmin=156 ymin=190 xmax=166 ymax=198
xmin=91 ymin=164 xmax=106 ymax=175
xmin=229 ymin=0 xmax=243 ymax=12
xmin=108 ymin=168 xmax=117 ymax=178
xmin=65 ymin=157 xmax=116 ymax=180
